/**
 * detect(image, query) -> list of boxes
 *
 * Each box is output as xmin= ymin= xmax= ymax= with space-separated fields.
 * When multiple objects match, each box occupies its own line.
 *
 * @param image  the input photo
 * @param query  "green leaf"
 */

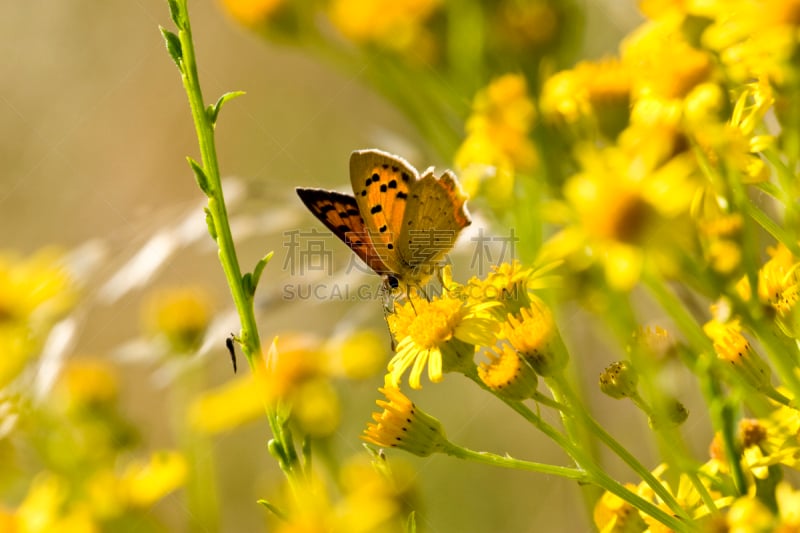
xmin=207 ymin=91 xmax=246 ymax=126
xmin=166 ymin=0 xmax=183 ymax=29
xmin=160 ymin=27 xmax=183 ymax=69
xmin=256 ymin=500 xmax=287 ymax=520
xmin=405 ymin=511 xmax=417 ymax=533
xmin=204 ymin=207 xmax=217 ymax=240
xmin=187 ymin=157 xmax=211 ymax=196
xmin=241 ymin=272 xmax=253 ymax=298
xmin=250 ymin=251 xmax=274 ymax=296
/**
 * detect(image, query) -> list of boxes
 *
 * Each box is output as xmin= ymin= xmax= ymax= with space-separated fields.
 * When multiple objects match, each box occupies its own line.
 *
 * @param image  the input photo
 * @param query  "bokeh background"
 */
xmin=0 ymin=2 xmax=702 ymax=531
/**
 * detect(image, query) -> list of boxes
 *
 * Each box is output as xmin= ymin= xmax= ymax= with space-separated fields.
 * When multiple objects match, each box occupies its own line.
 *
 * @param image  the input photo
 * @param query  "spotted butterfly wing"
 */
xmin=295 ymin=187 xmax=392 ymax=279
xmin=349 ymin=149 xmax=471 ymax=286
xmin=397 ymin=168 xmax=471 ymax=284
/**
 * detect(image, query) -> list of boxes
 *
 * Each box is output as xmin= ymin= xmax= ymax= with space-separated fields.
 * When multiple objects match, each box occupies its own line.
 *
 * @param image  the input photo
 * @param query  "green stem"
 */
xmin=463 ymin=369 xmax=692 ymax=532
xmin=548 ymin=373 xmax=692 ymax=521
xmin=502 ymin=397 xmax=692 ymax=532
xmin=167 ymin=0 xmax=303 ymax=492
xmin=642 ymin=269 xmax=747 ymax=495
xmin=442 ymin=441 xmax=588 ymax=481
xmin=172 ymin=0 xmax=262 ymax=366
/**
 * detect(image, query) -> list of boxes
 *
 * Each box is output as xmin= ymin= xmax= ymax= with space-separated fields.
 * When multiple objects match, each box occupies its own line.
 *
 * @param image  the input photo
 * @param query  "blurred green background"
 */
xmin=0 ymin=1 xmax=705 ymax=532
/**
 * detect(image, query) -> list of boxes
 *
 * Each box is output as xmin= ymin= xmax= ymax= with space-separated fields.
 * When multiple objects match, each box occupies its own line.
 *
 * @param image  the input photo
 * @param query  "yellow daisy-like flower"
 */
xmin=329 ymin=0 xmax=441 ymax=60
xmin=593 ymin=483 xmax=648 ymax=533
xmin=739 ymin=402 xmax=800 ymax=478
xmin=219 ymin=0 xmax=285 ymax=26
xmin=387 ymin=292 xmax=498 ymax=389
xmin=119 ymin=451 xmax=187 ymax=508
xmin=540 ymin=57 xmax=632 ymax=139
xmin=757 ymin=243 xmax=800 ymax=318
xmin=189 ymin=374 xmax=263 ymax=434
xmin=0 ymin=249 xmax=75 ymax=388
xmin=477 ymin=343 xmax=538 ymax=400
xmin=464 ymin=260 xmax=536 ymax=318
xmin=455 ymin=74 xmax=538 ymax=204
xmin=622 ymin=15 xmax=712 ymax=101
xmin=362 ymin=385 xmax=448 ymax=457
xmin=503 ymin=298 xmax=568 ymax=377
xmin=143 ymin=286 xmax=212 ymax=353
xmin=703 ymin=0 xmax=800 ymax=86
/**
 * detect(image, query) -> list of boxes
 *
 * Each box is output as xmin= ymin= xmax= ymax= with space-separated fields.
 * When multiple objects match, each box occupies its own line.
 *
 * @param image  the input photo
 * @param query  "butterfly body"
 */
xmin=297 ymin=149 xmax=471 ymax=288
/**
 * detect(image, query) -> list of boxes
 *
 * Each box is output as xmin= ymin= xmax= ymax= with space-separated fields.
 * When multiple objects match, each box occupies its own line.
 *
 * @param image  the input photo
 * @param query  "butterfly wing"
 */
xmin=397 ymin=168 xmax=471 ymax=284
xmin=349 ymin=149 xmax=417 ymax=277
xmin=296 ymin=187 xmax=392 ymax=277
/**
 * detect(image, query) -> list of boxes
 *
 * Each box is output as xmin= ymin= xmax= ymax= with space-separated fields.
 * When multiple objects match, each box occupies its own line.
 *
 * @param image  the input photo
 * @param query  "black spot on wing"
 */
xmin=371 ymin=204 xmax=383 ymax=214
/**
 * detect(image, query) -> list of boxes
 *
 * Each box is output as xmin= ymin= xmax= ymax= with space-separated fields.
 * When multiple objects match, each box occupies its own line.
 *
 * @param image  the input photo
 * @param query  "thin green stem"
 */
xmin=502 ymin=396 xmax=692 ymax=532
xmin=548 ymin=373 xmax=692 ymax=521
xmin=166 ymin=0 xmax=303 ymax=491
xmin=442 ymin=441 xmax=588 ymax=481
xmin=463 ymin=369 xmax=692 ymax=532
xmin=642 ymin=268 xmax=747 ymax=496
xmin=172 ymin=0 xmax=262 ymax=366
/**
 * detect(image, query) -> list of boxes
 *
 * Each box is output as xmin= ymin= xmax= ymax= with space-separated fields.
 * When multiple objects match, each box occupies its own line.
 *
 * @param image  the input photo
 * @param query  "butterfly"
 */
xmin=296 ymin=149 xmax=471 ymax=290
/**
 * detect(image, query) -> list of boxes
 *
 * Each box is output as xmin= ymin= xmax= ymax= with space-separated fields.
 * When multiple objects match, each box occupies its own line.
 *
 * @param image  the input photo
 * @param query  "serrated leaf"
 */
xmin=204 ymin=207 xmax=217 ymax=240
xmin=250 ymin=251 xmax=274 ymax=296
xmin=187 ymin=157 xmax=211 ymax=196
xmin=207 ymin=91 xmax=246 ymax=126
xmin=160 ymin=27 xmax=183 ymax=69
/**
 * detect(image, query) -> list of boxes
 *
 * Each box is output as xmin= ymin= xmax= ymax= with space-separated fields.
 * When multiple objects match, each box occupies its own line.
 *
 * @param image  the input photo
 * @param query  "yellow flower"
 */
xmin=757 ymin=243 xmax=800 ymax=318
xmin=329 ymin=0 xmax=441 ymax=60
xmin=455 ymin=74 xmax=538 ymax=204
xmin=545 ymin=139 xmax=698 ymax=291
xmin=119 ymin=451 xmax=187 ymax=508
xmin=503 ymin=299 xmax=568 ymax=377
xmin=703 ymin=0 xmax=800 ymax=86
xmin=16 ymin=473 xmax=97 ymax=533
xmin=490 ymin=1 xmax=559 ymax=51
xmin=622 ymin=16 xmax=712 ymax=101
xmin=331 ymin=330 xmax=388 ymax=381
xmin=219 ymin=0 xmax=285 ymax=26
xmin=725 ymin=494 xmax=775 ymax=532
xmin=336 ymin=456 xmax=411 ymax=533
xmin=739 ymin=402 xmax=800 ymax=477
xmin=593 ymin=484 xmax=648 ymax=533
xmin=0 ymin=249 xmax=75 ymax=388
xmin=189 ymin=374 xmax=263 ymax=434
xmin=477 ymin=343 xmax=538 ymax=400
xmin=634 ymin=464 xmax=733 ymax=529
xmin=292 ymin=378 xmax=341 ymax=438
xmin=540 ymin=58 xmax=632 ymax=139
xmin=143 ymin=286 xmax=212 ymax=353
xmin=387 ymin=292 xmax=498 ymax=389
xmin=255 ymin=335 xmax=328 ymax=403
xmin=703 ymin=318 xmax=772 ymax=391
xmin=0 ymin=248 xmax=75 ymax=328
xmin=362 ymin=385 xmax=448 ymax=457
xmin=54 ymin=358 xmax=118 ymax=412
xmin=464 ymin=260 xmax=537 ymax=318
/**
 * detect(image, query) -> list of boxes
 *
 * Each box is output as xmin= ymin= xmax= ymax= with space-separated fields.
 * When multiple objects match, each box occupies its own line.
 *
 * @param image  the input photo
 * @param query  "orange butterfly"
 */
xmin=296 ymin=149 xmax=471 ymax=289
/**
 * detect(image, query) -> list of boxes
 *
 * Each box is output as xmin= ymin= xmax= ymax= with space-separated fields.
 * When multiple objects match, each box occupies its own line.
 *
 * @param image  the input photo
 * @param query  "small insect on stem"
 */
xmin=226 ymin=333 xmax=238 ymax=374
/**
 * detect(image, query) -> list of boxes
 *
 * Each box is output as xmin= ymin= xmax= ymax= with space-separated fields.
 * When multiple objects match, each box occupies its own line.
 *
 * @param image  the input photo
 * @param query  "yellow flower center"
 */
xmin=408 ymin=298 xmax=462 ymax=349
